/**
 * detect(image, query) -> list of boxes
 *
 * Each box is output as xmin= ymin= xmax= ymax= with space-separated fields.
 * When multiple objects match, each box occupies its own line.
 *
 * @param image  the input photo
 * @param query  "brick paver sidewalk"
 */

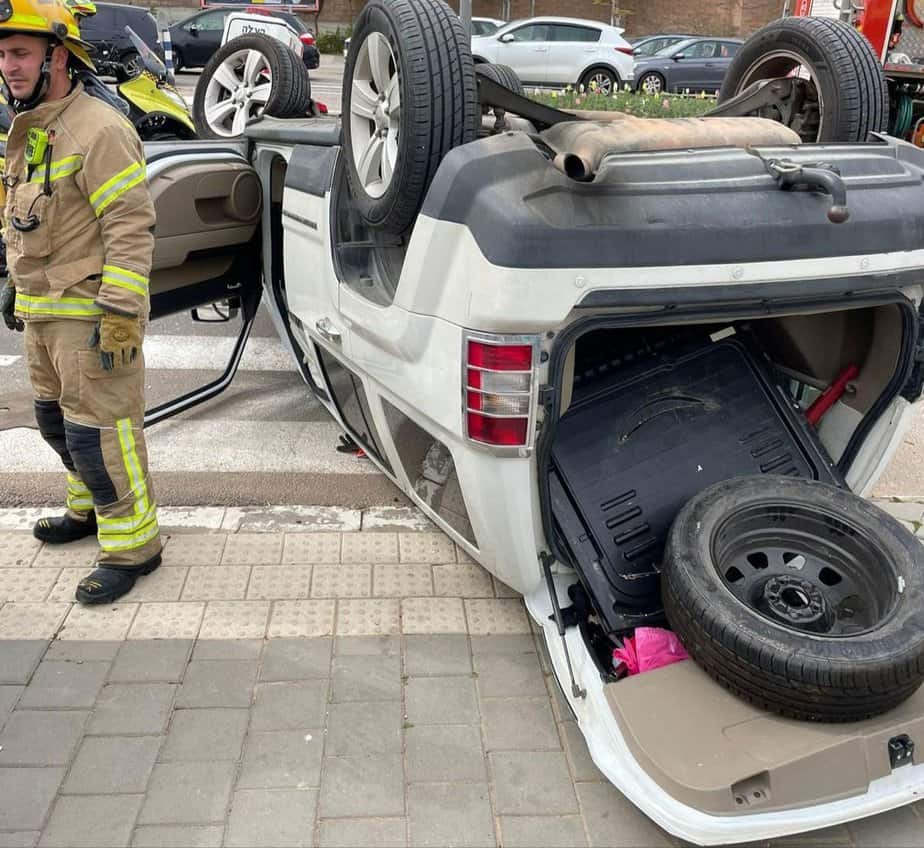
xmin=0 ymin=501 xmax=922 ymax=847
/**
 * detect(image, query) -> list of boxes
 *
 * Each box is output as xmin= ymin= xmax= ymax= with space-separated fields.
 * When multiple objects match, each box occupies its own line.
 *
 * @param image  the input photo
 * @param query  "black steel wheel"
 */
xmin=663 ymin=476 xmax=924 ymax=722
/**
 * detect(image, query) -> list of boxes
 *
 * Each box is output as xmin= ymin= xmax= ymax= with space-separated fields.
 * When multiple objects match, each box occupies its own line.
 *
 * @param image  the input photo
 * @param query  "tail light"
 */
xmin=615 ymin=46 xmax=634 ymax=56
xmin=300 ymin=33 xmax=315 ymax=46
xmin=464 ymin=334 xmax=537 ymax=451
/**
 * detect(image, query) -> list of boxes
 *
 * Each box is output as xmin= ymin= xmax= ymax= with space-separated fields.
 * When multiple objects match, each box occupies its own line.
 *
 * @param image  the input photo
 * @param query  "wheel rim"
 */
xmin=711 ymin=503 xmax=898 ymax=637
xmin=124 ymin=54 xmax=142 ymax=78
xmin=587 ymin=71 xmax=614 ymax=95
xmin=641 ymin=74 xmax=662 ymax=95
xmin=203 ymin=48 xmax=274 ymax=138
xmin=733 ymin=49 xmax=824 ymax=142
xmin=350 ymin=31 xmax=401 ymax=199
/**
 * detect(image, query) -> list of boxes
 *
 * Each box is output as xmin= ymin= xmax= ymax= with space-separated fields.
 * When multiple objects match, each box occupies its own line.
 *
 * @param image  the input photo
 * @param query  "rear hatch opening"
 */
xmin=538 ymin=297 xmax=919 ymax=675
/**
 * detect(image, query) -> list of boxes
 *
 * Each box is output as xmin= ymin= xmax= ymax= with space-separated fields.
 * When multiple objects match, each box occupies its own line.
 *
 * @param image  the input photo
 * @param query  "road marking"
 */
xmin=0 ymin=355 xmax=21 ymax=366
xmin=143 ymin=335 xmax=295 ymax=371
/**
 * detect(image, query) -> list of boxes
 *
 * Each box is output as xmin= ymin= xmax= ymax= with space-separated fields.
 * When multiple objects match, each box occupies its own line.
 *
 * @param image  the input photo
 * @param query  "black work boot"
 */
xmin=33 ymin=512 xmax=97 ymax=544
xmin=75 ymin=554 xmax=161 ymax=605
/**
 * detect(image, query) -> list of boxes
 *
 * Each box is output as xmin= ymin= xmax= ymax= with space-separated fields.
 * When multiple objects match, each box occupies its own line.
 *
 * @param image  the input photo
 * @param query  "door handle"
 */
xmin=533 ymin=46 xmax=549 ymax=51
xmin=316 ymin=317 xmax=341 ymax=345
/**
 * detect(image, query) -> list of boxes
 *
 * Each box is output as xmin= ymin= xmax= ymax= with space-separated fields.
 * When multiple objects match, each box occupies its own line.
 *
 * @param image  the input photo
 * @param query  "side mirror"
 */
xmin=632 ymin=47 xmax=641 ymax=55
xmin=672 ymin=51 xmax=685 ymax=60
xmin=189 ymin=23 xmax=200 ymax=36
xmin=499 ymin=32 xmax=514 ymax=43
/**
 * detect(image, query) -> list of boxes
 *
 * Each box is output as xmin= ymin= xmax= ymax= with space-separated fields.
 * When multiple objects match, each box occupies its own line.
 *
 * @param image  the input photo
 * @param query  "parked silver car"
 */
xmin=472 ymin=16 xmax=635 ymax=93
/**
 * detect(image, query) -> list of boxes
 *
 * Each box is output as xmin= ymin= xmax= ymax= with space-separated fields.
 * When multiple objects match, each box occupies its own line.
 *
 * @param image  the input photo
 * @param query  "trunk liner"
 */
xmin=550 ymin=334 xmax=842 ymax=633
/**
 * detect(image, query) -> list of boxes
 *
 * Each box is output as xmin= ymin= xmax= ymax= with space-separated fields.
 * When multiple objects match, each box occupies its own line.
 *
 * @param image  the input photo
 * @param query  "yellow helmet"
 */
xmin=0 ymin=0 xmax=95 ymax=69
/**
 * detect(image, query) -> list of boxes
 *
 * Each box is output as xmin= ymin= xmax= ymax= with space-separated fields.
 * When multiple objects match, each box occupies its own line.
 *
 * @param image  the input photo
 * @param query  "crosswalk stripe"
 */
xmin=143 ymin=335 xmax=294 ymax=371
xmin=0 ymin=355 xmax=21 ymax=366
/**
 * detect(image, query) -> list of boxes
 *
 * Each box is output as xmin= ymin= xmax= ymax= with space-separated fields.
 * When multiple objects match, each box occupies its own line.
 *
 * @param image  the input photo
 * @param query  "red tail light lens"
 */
xmin=464 ymin=337 xmax=535 ymax=450
xmin=300 ymin=33 xmax=315 ymax=45
xmin=467 ymin=413 xmax=528 ymax=446
xmin=615 ymin=46 xmax=634 ymax=56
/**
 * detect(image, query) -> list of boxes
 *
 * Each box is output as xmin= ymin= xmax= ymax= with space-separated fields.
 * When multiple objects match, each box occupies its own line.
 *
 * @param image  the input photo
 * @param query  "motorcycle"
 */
xmin=0 ymin=26 xmax=195 ymax=142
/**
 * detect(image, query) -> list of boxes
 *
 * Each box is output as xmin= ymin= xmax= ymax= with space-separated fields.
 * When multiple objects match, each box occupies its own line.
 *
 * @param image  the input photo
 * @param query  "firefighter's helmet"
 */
xmin=0 ymin=0 xmax=95 ymax=69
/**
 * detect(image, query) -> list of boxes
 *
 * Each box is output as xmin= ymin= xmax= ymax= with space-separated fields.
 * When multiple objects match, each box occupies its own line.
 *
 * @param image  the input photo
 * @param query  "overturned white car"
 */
xmin=136 ymin=2 xmax=924 ymax=843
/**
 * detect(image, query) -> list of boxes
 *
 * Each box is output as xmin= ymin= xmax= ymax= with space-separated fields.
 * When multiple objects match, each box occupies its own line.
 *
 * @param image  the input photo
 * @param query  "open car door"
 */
xmin=144 ymin=140 xmax=263 ymax=425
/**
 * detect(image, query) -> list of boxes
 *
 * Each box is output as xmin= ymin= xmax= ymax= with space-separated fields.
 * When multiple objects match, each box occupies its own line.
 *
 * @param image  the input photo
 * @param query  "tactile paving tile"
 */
xmin=128 ymin=602 xmax=204 ymax=639
xmin=401 ymin=597 xmax=467 ymax=634
xmin=221 ymin=533 xmax=284 ymax=565
xmin=267 ymin=599 xmax=335 ymax=638
xmin=161 ymin=534 xmax=227 ymax=566
xmin=59 ymin=603 xmax=138 ymax=640
xmin=455 ymin=546 xmax=477 ymax=565
xmin=0 ymin=568 xmax=61 ymax=603
xmin=123 ymin=567 xmax=189 ymax=603
xmin=281 ymin=533 xmax=342 ymax=564
xmin=311 ymin=564 xmax=372 ymax=598
xmin=335 ymin=598 xmax=400 ymax=636
xmin=181 ymin=567 xmax=251 ymax=601
xmin=0 ymin=601 xmax=69 ymax=638
xmin=372 ymin=565 xmax=433 ymax=598
xmin=0 ymin=533 xmax=41 ymax=567
xmin=199 ymin=601 xmax=270 ymax=640
xmin=46 ymin=569 xmax=85 ymax=603
xmin=247 ymin=566 xmax=313 ymax=600
xmin=432 ymin=564 xmax=494 ymax=598
xmin=492 ymin=577 xmax=521 ymax=599
xmin=340 ymin=533 xmax=398 ymax=564
xmin=464 ymin=599 xmax=531 ymax=635
xmin=398 ymin=532 xmax=456 ymax=564
xmin=31 ymin=538 xmax=98 ymax=569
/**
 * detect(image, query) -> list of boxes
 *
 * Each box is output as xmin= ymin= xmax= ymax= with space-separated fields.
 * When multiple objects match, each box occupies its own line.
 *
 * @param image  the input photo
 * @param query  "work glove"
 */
xmin=89 ymin=310 xmax=142 ymax=371
xmin=0 ymin=278 xmax=22 ymax=332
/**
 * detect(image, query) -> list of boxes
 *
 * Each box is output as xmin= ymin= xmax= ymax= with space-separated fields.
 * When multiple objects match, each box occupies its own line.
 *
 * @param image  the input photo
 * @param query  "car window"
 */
xmin=189 ymin=10 xmax=226 ymax=31
xmin=472 ymin=20 xmax=498 ymax=35
xmin=720 ymin=41 xmax=740 ymax=57
xmin=506 ymin=23 xmax=549 ymax=42
xmin=79 ymin=4 xmax=115 ymax=36
xmin=683 ymin=40 xmax=720 ymax=59
xmin=548 ymin=24 xmax=600 ymax=43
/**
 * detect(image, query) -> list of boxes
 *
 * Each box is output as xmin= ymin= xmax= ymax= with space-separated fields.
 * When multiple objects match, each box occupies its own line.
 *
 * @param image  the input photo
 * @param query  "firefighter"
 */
xmin=0 ymin=0 xmax=161 ymax=604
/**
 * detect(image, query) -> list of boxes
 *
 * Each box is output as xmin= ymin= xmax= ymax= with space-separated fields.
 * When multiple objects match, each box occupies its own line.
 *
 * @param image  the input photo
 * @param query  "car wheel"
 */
xmin=341 ymin=0 xmax=478 ymax=235
xmin=663 ymin=476 xmax=924 ymax=722
xmin=193 ymin=34 xmax=312 ymax=139
xmin=580 ymin=66 xmax=619 ymax=95
xmin=115 ymin=50 xmax=141 ymax=82
xmin=172 ymin=48 xmax=184 ymax=73
xmin=637 ymin=71 xmax=665 ymax=96
xmin=718 ymin=16 xmax=887 ymax=142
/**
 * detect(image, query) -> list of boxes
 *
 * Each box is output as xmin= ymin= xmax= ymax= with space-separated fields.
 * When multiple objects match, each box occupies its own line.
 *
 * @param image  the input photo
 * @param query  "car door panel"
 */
xmin=546 ymin=23 xmax=600 ymax=85
xmin=497 ymin=24 xmax=550 ymax=84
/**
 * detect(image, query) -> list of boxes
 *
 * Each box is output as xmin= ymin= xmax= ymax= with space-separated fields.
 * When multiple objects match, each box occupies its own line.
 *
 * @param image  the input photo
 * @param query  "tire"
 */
xmin=718 ymin=16 xmax=888 ymax=143
xmin=341 ymin=0 xmax=478 ymax=234
xmin=663 ymin=477 xmax=924 ymax=722
xmin=580 ymin=66 xmax=619 ymax=96
xmin=193 ymin=34 xmax=313 ymax=139
xmin=475 ymin=62 xmax=525 ymax=98
xmin=172 ymin=48 xmax=184 ymax=74
xmin=115 ymin=50 xmax=141 ymax=83
xmin=637 ymin=71 xmax=665 ymax=96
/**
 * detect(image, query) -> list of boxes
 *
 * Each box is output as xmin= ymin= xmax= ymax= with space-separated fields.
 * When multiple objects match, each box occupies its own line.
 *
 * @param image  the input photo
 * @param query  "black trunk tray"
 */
xmin=550 ymin=334 xmax=842 ymax=633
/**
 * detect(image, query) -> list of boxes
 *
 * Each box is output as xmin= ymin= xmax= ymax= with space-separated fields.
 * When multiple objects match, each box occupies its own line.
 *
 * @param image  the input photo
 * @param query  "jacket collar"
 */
xmin=13 ymin=81 xmax=85 ymax=130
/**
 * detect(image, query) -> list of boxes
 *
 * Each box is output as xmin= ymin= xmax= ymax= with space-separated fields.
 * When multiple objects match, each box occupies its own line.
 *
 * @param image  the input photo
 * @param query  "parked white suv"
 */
xmin=471 ymin=16 xmax=634 ymax=93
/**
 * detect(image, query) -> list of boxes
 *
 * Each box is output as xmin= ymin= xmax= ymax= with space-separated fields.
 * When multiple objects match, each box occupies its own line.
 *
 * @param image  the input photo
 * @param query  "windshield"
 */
xmin=125 ymin=25 xmax=167 ymax=80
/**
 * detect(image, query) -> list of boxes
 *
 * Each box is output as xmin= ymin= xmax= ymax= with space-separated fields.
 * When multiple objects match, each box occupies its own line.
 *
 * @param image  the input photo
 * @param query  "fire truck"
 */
xmin=713 ymin=0 xmax=924 ymax=145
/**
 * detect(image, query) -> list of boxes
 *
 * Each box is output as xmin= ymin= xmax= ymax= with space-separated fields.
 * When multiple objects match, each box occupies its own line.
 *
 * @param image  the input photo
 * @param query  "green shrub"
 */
xmin=530 ymin=86 xmax=716 ymax=118
xmin=316 ymin=27 xmax=351 ymax=54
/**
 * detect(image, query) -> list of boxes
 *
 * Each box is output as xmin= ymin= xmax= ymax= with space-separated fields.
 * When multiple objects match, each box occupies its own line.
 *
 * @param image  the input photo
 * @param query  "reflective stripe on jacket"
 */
xmin=3 ymin=82 xmax=155 ymax=321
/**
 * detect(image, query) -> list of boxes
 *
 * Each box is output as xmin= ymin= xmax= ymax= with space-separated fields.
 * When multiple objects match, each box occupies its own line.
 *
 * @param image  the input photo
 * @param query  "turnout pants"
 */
xmin=24 ymin=319 xmax=161 ymax=568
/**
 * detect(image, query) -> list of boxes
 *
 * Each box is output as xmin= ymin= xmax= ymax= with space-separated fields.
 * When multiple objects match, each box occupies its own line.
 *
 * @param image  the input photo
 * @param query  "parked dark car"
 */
xmin=79 ymin=2 xmax=165 ymax=81
xmin=629 ymin=32 xmax=697 ymax=57
xmin=169 ymin=6 xmax=319 ymax=72
xmin=633 ymin=36 xmax=743 ymax=94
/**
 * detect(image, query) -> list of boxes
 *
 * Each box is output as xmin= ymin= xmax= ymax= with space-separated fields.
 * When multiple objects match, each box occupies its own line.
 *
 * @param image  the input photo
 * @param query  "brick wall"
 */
xmin=134 ymin=0 xmax=783 ymax=36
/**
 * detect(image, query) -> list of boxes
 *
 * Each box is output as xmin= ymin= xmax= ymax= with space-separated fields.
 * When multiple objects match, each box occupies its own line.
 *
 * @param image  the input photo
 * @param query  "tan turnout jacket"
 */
xmin=4 ymin=82 xmax=155 ymax=322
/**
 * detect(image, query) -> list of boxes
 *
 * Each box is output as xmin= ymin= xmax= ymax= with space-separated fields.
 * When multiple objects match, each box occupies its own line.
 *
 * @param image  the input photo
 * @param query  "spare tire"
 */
xmin=718 ymin=16 xmax=888 ymax=143
xmin=662 ymin=476 xmax=924 ymax=722
xmin=193 ymin=34 xmax=313 ymax=139
xmin=341 ymin=0 xmax=478 ymax=234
